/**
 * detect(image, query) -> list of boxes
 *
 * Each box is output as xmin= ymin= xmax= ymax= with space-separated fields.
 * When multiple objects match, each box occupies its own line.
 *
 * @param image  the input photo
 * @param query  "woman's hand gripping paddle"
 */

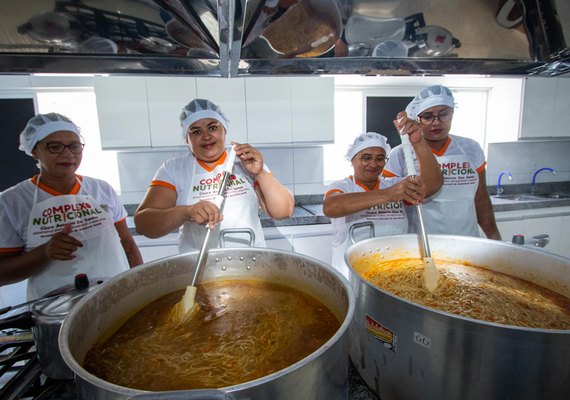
xmin=172 ymin=146 xmax=238 ymax=323
xmin=400 ymin=130 xmax=440 ymax=292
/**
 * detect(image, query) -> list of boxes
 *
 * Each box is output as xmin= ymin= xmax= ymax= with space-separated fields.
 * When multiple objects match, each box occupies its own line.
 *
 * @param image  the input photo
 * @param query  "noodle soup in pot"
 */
xmin=83 ymin=279 xmax=341 ymax=391
xmin=59 ymin=248 xmax=354 ymax=400
xmin=346 ymin=234 xmax=570 ymax=400
xmin=355 ymin=256 xmax=570 ymax=329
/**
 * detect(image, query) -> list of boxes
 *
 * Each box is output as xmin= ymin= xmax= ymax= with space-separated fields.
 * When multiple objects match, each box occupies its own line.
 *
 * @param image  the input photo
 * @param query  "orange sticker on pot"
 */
xmin=365 ymin=314 xmax=397 ymax=352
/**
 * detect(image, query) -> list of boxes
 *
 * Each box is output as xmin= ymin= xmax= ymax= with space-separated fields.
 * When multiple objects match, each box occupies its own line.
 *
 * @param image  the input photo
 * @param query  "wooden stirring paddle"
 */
xmin=171 ymin=146 xmax=237 ymax=323
xmin=400 ymin=133 xmax=440 ymax=292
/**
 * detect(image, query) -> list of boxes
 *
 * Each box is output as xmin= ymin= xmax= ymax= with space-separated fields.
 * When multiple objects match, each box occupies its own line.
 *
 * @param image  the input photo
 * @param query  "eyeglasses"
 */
xmin=359 ymin=155 xmax=388 ymax=164
xmin=418 ymin=109 xmax=453 ymax=125
xmin=42 ymin=141 xmax=85 ymax=154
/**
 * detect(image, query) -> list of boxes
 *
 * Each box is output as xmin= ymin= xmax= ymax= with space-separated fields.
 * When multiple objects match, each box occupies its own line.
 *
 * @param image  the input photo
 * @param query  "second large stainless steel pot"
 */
xmin=59 ymin=248 xmax=355 ymax=400
xmin=346 ymin=234 xmax=570 ymax=400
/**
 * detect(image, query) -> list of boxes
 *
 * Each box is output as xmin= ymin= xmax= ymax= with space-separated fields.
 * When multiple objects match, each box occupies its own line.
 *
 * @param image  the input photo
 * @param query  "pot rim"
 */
xmin=59 ymin=247 xmax=355 ymax=395
xmin=346 ymin=234 xmax=570 ymax=334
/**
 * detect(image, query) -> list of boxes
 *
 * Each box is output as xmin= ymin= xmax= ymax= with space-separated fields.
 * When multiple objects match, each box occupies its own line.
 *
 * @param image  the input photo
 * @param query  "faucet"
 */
xmin=531 ymin=167 xmax=557 ymax=194
xmin=496 ymin=170 xmax=512 ymax=195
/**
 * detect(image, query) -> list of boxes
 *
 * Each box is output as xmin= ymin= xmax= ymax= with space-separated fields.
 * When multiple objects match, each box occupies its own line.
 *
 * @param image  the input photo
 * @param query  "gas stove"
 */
xmin=0 ymin=329 xmax=76 ymax=400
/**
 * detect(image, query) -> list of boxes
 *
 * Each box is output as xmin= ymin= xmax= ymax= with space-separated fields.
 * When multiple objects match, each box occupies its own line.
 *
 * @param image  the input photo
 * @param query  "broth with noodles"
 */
xmin=83 ymin=280 xmax=340 ymax=391
xmin=355 ymin=257 xmax=570 ymax=330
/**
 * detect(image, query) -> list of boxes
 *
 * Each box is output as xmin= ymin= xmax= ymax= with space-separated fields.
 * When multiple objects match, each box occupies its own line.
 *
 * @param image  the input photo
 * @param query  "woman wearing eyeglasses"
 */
xmin=0 ymin=113 xmax=142 ymax=301
xmin=383 ymin=84 xmax=501 ymax=240
xmin=323 ymin=114 xmax=442 ymax=278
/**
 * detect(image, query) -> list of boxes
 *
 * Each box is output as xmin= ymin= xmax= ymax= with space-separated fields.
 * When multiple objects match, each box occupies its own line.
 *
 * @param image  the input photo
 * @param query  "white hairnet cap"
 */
xmin=405 ymin=85 xmax=455 ymax=120
xmin=19 ymin=113 xmax=81 ymax=156
xmin=180 ymin=98 xmax=229 ymax=138
xmin=346 ymin=132 xmax=391 ymax=161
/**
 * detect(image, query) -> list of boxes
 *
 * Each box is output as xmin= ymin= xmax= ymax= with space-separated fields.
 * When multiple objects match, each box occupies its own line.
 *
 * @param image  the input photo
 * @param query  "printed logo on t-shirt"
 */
xmin=31 ymin=202 xmax=106 ymax=239
xmin=439 ymin=161 xmax=477 ymax=186
xmin=192 ymin=173 xmax=249 ymax=200
xmin=363 ymin=202 xmax=405 ymax=220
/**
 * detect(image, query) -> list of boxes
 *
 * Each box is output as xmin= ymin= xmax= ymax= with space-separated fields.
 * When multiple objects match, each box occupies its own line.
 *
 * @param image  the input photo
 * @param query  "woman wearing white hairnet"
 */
xmin=323 ymin=113 xmax=442 ymax=278
xmin=0 ymin=113 xmax=143 ymax=301
xmin=134 ymin=99 xmax=294 ymax=253
xmin=383 ymin=85 xmax=501 ymax=239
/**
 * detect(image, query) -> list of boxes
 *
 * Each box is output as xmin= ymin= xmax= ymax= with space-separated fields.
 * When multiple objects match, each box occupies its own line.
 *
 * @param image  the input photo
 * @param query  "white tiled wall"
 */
xmin=487 ymin=140 xmax=570 ymax=186
xmin=118 ymin=139 xmax=570 ymax=204
xmin=117 ymin=146 xmax=325 ymax=204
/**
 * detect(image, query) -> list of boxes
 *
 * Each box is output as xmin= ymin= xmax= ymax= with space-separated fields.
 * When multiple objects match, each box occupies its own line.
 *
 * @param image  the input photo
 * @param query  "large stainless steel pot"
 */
xmin=59 ymin=248 xmax=355 ymax=400
xmin=346 ymin=234 xmax=570 ymax=400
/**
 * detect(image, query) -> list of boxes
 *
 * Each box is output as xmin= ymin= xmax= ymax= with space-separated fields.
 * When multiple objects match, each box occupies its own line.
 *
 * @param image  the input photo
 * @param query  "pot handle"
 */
xmin=219 ymin=228 xmax=256 ymax=248
xmin=0 ymin=311 xmax=33 ymax=330
xmin=129 ymin=389 xmax=233 ymax=399
xmin=349 ymin=221 xmax=375 ymax=244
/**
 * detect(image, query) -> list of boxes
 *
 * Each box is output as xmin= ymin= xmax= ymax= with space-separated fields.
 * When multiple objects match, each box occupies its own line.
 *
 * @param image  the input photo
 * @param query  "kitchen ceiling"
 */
xmin=0 ymin=0 xmax=568 ymax=77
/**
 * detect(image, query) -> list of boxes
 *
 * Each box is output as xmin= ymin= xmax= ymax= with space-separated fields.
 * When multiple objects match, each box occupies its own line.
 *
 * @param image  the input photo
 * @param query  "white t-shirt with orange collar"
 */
xmin=0 ymin=175 xmax=127 ymax=253
xmin=383 ymin=134 xmax=486 ymax=237
xmin=151 ymin=150 xmax=266 ymax=253
xmin=323 ymin=176 xmax=408 ymax=277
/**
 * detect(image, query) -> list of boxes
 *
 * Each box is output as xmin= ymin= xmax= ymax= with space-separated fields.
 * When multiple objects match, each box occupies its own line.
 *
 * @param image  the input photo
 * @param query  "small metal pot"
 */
xmin=0 ymin=277 xmax=105 ymax=379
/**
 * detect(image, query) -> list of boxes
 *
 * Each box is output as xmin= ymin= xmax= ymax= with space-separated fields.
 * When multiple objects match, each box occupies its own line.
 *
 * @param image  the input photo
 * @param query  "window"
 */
xmin=36 ymin=90 xmax=121 ymax=192
xmin=324 ymin=82 xmax=490 ymax=183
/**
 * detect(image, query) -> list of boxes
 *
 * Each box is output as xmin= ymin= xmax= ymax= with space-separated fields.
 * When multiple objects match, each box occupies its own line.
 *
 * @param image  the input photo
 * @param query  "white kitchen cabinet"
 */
xmin=196 ymin=78 xmax=248 ymax=144
xmin=245 ymin=77 xmax=292 ymax=144
xmin=95 ymin=76 xmax=335 ymax=148
xmin=553 ymin=78 xmax=570 ymax=136
xmin=520 ymin=77 xmax=570 ymax=138
xmin=265 ymin=237 xmax=294 ymax=252
xmin=146 ymin=76 xmax=197 ymax=147
xmin=292 ymin=233 xmax=333 ymax=265
xmin=97 ymin=76 xmax=196 ymax=149
xmin=495 ymin=206 xmax=570 ymax=258
xmin=291 ymin=77 xmax=334 ymax=143
xmin=0 ymin=75 xmax=30 ymax=89
xmin=245 ymin=77 xmax=335 ymax=144
xmin=264 ymin=224 xmax=333 ymax=265
xmin=95 ymin=76 xmax=151 ymax=148
xmin=138 ymin=245 xmax=180 ymax=263
xmin=135 ymin=234 xmax=179 ymax=263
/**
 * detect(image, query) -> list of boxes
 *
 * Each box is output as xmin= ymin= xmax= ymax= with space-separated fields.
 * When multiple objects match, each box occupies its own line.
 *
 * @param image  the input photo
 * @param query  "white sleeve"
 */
xmin=383 ymin=145 xmax=406 ymax=177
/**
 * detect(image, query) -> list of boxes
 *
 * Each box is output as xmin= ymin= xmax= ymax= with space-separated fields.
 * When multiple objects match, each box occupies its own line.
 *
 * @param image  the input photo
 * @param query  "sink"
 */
xmin=493 ymin=193 xmax=570 ymax=202
xmin=533 ymin=193 xmax=570 ymax=199
xmin=492 ymin=194 xmax=543 ymax=202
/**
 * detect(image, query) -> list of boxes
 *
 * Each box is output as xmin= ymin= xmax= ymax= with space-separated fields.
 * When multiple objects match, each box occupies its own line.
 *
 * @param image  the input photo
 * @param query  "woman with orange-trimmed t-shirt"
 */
xmin=134 ymin=98 xmax=294 ymax=254
xmin=323 ymin=114 xmax=442 ymax=278
xmin=383 ymin=84 xmax=501 ymax=240
xmin=0 ymin=113 xmax=142 ymax=301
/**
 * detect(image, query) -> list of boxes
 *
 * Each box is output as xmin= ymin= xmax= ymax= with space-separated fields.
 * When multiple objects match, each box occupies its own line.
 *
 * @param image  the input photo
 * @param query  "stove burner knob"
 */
xmin=74 ymin=273 xmax=90 ymax=290
xmin=511 ymin=234 xmax=525 ymax=245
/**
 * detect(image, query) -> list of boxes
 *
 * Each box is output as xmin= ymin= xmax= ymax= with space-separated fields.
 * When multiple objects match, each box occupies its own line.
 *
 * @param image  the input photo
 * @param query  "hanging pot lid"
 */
xmin=414 ymin=25 xmax=461 ymax=56
xmin=20 ymin=12 xmax=76 ymax=45
xmin=138 ymin=36 xmax=176 ymax=53
xmin=345 ymin=14 xmax=406 ymax=47
xmin=78 ymin=36 xmax=118 ymax=54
